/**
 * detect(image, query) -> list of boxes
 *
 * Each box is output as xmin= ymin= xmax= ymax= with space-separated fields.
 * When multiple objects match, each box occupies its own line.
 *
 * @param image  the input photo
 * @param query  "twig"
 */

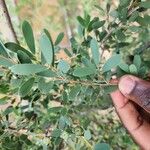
xmin=100 ymin=5 xmax=139 ymax=58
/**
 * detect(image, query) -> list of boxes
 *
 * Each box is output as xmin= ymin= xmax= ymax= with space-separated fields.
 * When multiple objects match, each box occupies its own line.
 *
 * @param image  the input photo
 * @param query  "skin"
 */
xmin=111 ymin=75 xmax=150 ymax=150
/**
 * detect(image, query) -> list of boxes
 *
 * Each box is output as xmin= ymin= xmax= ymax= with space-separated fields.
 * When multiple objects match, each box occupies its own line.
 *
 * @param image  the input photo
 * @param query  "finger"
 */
xmin=111 ymin=91 xmax=150 ymax=149
xmin=118 ymin=75 xmax=150 ymax=113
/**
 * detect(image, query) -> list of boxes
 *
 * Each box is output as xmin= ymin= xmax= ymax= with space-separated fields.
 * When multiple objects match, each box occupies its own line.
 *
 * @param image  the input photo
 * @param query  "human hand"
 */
xmin=111 ymin=75 xmax=150 ymax=150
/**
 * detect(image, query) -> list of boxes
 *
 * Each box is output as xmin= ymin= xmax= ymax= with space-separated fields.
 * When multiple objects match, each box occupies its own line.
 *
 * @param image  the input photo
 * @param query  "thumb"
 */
xmin=118 ymin=75 xmax=150 ymax=113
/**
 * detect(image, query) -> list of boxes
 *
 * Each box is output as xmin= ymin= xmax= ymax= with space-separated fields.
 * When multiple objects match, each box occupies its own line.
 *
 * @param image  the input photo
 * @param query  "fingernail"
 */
xmin=119 ymin=76 xmax=136 ymax=95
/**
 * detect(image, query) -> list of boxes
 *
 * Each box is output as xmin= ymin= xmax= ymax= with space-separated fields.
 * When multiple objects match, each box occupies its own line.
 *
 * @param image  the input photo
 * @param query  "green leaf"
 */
xmin=5 ymin=42 xmax=35 ymax=59
xmin=133 ymin=55 xmax=141 ymax=70
xmin=84 ymin=130 xmax=92 ymax=140
xmin=51 ymin=129 xmax=62 ymax=138
xmin=129 ymin=64 xmax=138 ymax=75
xmin=22 ymin=20 xmax=35 ymax=54
xmin=109 ymin=10 xmax=118 ymax=18
xmin=116 ymin=30 xmax=126 ymax=41
xmin=129 ymin=11 xmax=139 ymax=22
xmin=119 ymin=0 xmax=130 ymax=7
xmin=0 ymin=56 xmax=14 ymax=67
xmin=36 ymin=69 xmax=57 ymax=77
xmin=38 ymin=78 xmax=53 ymax=94
xmin=90 ymin=38 xmax=100 ymax=66
xmin=19 ymin=77 xmax=35 ymax=97
xmin=92 ymin=20 xmax=105 ymax=29
xmin=59 ymin=116 xmax=66 ymax=129
xmin=136 ymin=15 xmax=150 ymax=26
xmin=77 ymin=16 xmax=86 ymax=27
xmin=17 ymin=50 xmax=32 ymax=64
xmin=94 ymin=143 xmax=110 ymax=150
xmin=73 ymin=65 xmax=96 ymax=77
xmin=94 ymin=5 xmax=104 ymax=13
xmin=57 ymin=60 xmax=70 ymax=73
xmin=0 ymin=97 xmax=8 ymax=105
xmin=140 ymin=1 xmax=150 ymax=9
xmin=39 ymin=33 xmax=54 ymax=65
xmin=119 ymin=63 xmax=129 ymax=72
xmin=10 ymin=64 xmax=47 ymax=75
xmin=55 ymin=32 xmax=64 ymax=45
xmin=69 ymin=85 xmax=81 ymax=100
xmin=0 ymin=40 xmax=8 ymax=58
xmin=103 ymin=85 xmax=118 ymax=94
xmin=103 ymin=54 xmax=121 ymax=73
xmin=64 ymin=48 xmax=72 ymax=57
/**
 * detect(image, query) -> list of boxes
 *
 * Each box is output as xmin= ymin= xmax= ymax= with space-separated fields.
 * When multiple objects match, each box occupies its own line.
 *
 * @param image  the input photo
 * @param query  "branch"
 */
xmin=0 ymin=0 xmax=18 ymax=43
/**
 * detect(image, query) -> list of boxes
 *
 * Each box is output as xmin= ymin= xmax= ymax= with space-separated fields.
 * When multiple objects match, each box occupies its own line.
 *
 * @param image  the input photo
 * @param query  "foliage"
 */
xmin=0 ymin=0 xmax=150 ymax=149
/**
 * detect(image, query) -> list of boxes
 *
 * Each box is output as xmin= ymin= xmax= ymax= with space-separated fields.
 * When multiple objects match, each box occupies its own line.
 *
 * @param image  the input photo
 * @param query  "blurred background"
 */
xmin=0 ymin=0 xmax=139 ymax=149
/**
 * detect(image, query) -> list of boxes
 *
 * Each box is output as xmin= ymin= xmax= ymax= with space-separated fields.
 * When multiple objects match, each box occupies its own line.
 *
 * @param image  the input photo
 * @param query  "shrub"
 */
xmin=0 ymin=0 xmax=149 ymax=149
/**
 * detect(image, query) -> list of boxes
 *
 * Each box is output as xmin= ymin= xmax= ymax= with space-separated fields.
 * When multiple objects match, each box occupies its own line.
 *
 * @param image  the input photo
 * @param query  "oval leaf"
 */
xmin=5 ymin=42 xmax=34 ymax=59
xmin=10 ymin=64 xmax=47 ymax=75
xmin=22 ymin=21 xmax=35 ymax=54
xmin=90 ymin=38 xmax=100 ymax=66
xmin=73 ymin=66 xmax=96 ymax=77
xmin=17 ymin=50 xmax=32 ymax=64
xmin=55 ymin=32 xmax=64 ymax=46
xmin=57 ymin=60 xmax=70 ymax=73
xmin=38 ymin=78 xmax=53 ymax=94
xmin=19 ymin=78 xmax=35 ymax=97
xmin=39 ymin=33 xmax=54 ymax=65
xmin=103 ymin=54 xmax=121 ymax=73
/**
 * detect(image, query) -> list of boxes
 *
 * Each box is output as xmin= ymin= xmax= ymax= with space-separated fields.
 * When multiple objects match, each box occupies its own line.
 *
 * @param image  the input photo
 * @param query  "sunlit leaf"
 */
xmin=10 ymin=64 xmax=47 ymax=75
xmin=39 ymin=33 xmax=54 ymax=65
xmin=103 ymin=54 xmax=121 ymax=73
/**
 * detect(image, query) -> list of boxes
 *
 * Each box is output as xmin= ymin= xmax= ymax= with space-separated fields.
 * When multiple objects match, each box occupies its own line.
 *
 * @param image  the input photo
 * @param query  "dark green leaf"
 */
xmin=5 ymin=42 xmax=34 ymax=59
xmin=55 ymin=32 xmax=64 ymax=46
xmin=77 ymin=16 xmax=86 ymax=27
xmin=10 ymin=64 xmax=47 ymax=75
xmin=116 ymin=30 xmax=126 ymax=41
xmin=39 ymin=33 xmax=54 ymax=65
xmin=103 ymin=85 xmax=118 ymax=94
xmin=73 ymin=65 xmax=96 ymax=77
xmin=17 ymin=50 xmax=32 ymax=63
xmin=92 ymin=21 xmax=105 ymax=29
xmin=64 ymin=48 xmax=72 ymax=57
xmin=103 ymin=54 xmax=121 ymax=73
xmin=0 ymin=56 xmax=14 ymax=67
xmin=90 ymin=38 xmax=100 ymax=66
xmin=129 ymin=11 xmax=139 ymax=22
xmin=19 ymin=77 xmax=35 ymax=97
xmin=22 ymin=20 xmax=35 ymax=54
